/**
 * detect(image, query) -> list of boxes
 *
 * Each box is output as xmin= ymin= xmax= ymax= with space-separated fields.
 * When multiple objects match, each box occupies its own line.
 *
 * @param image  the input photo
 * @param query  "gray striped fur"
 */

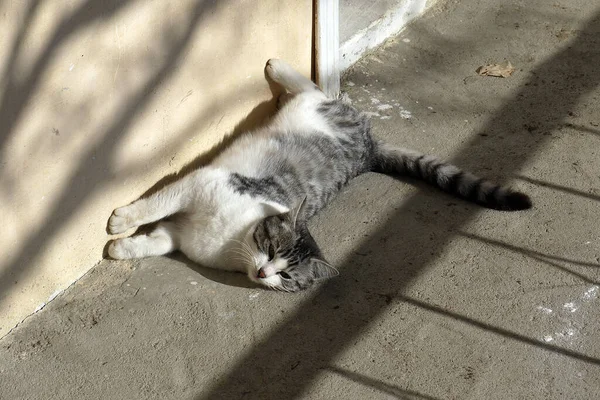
xmin=228 ymin=93 xmax=530 ymax=291
xmin=108 ymin=59 xmax=531 ymax=292
xmin=229 ymin=100 xmax=530 ymax=220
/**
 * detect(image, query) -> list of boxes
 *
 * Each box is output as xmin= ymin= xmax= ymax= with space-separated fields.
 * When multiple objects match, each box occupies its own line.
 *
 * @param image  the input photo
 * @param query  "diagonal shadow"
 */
xmin=0 ymin=0 xmax=228 ymax=304
xmin=198 ymin=11 xmax=600 ymax=399
xmin=459 ymin=232 xmax=600 ymax=268
xmin=326 ymin=366 xmax=443 ymax=400
xmin=460 ymin=232 xmax=599 ymax=285
xmin=516 ymin=175 xmax=600 ymax=203
xmin=395 ymin=295 xmax=600 ymax=365
xmin=563 ymin=122 xmax=600 ymax=136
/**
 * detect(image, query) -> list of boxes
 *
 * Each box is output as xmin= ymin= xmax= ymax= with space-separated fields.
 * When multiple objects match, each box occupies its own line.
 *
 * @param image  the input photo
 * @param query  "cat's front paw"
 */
xmin=107 ymin=206 xmax=136 ymax=234
xmin=107 ymin=238 xmax=134 ymax=259
xmin=266 ymin=58 xmax=291 ymax=83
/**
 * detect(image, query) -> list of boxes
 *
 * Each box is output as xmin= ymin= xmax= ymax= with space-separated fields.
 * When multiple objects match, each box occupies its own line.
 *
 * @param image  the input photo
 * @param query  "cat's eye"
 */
xmin=278 ymin=271 xmax=291 ymax=280
xmin=267 ymin=244 xmax=276 ymax=261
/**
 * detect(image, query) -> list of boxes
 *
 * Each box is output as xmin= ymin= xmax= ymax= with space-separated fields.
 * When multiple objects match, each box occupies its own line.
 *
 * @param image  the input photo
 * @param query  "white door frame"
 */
xmin=315 ymin=0 xmax=340 ymax=98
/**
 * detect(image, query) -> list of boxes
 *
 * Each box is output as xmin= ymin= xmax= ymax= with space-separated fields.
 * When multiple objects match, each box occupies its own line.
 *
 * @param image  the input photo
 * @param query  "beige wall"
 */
xmin=0 ymin=0 xmax=312 ymax=333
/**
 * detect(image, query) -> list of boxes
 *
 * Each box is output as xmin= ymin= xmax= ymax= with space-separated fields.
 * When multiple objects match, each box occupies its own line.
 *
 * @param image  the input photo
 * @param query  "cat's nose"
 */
xmin=257 ymin=268 xmax=266 ymax=279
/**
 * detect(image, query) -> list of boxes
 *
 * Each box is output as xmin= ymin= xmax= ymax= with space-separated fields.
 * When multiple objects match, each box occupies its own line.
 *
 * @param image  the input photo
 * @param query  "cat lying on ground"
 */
xmin=107 ymin=59 xmax=531 ymax=292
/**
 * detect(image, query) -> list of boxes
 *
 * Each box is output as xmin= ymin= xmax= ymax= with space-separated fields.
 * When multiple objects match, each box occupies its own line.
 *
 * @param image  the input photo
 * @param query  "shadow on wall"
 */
xmin=0 ymin=0 xmax=130 ymax=151
xmin=134 ymin=74 xmax=281 ymax=201
xmin=197 ymin=9 xmax=600 ymax=400
xmin=0 ymin=0 xmax=262 ymax=310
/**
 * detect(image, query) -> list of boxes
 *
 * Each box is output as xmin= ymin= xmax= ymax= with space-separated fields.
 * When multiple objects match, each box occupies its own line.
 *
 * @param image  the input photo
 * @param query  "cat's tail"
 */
xmin=371 ymin=141 xmax=532 ymax=211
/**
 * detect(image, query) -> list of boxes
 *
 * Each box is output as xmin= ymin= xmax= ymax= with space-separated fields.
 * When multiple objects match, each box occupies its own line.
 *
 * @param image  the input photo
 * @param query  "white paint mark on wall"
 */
xmin=33 ymin=287 xmax=72 ymax=313
xmin=69 ymin=64 xmax=75 ymax=71
xmin=47 ymin=290 xmax=61 ymax=303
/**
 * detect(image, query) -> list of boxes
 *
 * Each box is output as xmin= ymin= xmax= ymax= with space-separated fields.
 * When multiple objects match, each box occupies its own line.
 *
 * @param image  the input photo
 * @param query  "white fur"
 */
xmin=108 ymin=59 xmax=326 ymax=287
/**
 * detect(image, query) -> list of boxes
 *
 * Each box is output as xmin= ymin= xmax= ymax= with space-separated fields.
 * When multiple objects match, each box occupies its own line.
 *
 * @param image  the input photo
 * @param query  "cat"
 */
xmin=107 ymin=59 xmax=531 ymax=292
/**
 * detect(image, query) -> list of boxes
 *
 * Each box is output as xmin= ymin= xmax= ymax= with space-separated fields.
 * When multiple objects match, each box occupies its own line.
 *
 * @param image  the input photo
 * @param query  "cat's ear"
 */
xmin=290 ymin=196 xmax=308 ymax=230
xmin=311 ymin=259 xmax=339 ymax=280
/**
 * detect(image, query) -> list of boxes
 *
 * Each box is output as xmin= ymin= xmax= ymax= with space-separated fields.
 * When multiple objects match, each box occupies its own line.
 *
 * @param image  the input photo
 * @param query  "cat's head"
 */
xmin=247 ymin=198 xmax=338 ymax=292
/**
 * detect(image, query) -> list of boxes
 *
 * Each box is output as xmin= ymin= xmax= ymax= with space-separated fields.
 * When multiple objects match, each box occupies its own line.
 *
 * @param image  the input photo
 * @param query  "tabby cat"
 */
xmin=107 ymin=59 xmax=531 ymax=292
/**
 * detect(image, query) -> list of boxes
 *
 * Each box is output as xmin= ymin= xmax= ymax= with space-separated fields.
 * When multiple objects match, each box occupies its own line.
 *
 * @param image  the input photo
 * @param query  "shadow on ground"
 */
xmin=198 ymin=9 xmax=600 ymax=399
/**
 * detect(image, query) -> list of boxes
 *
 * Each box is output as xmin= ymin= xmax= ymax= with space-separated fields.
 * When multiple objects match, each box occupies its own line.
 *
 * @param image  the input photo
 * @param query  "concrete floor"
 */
xmin=2 ymin=0 xmax=600 ymax=399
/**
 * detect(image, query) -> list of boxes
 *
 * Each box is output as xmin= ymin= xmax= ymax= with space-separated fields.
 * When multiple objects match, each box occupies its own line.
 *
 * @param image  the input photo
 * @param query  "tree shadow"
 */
xmin=196 ymin=9 xmax=600 ymax=399
xmin=0 ymin=0 xmax=234 ymax=306
xmin=516 ymin=175 xmax=600 ymax=203
xmin=0 ymin=0 xmax=135 ymax=152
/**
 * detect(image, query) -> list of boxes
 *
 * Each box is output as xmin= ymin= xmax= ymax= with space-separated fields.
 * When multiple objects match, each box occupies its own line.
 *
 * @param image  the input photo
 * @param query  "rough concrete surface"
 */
xmin=2 ymin=0 xmax=600 ymax=399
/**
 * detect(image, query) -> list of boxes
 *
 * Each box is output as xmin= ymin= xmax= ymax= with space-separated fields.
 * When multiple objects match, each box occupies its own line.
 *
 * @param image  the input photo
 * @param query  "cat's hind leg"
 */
xmin=108 ymin=221 xmax=179 ymax=259
xmin=266 ymin=59 xmax=320 ymax=94
xmin=108 ymin=179 xmax=190 ymax=234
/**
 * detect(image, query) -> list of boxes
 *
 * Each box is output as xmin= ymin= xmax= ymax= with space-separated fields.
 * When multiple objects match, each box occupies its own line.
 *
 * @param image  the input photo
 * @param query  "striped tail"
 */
xmin=372 ymin=141 xmax=532 ymax=211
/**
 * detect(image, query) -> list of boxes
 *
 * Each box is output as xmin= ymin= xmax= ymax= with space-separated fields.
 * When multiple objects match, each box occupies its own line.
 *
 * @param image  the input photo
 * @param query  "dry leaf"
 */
xmin=476 ymin=62 xmax=515 ymax=78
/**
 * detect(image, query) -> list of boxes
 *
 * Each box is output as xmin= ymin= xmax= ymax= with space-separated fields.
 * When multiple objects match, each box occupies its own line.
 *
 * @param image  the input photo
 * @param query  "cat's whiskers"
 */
xmin=227 ymin=255 xmax=249 ymax=263
xmin=228 ymin=249 xmax=255 ymax=267
xmin=227 ymin=239 xmax=258 ymax=268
